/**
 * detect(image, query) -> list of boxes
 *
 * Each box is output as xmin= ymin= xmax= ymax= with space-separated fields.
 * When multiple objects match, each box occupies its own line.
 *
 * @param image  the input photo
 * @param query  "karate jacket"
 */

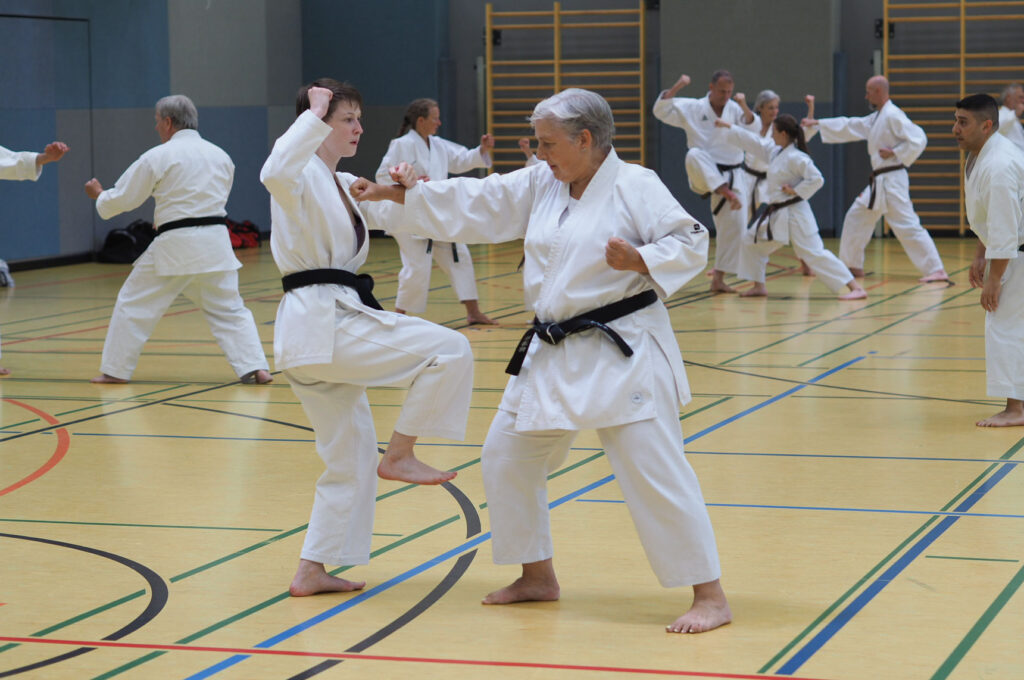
xmin=965 ymin=133 xmax=1024 ymax=259
xmin=652 ymin=92 xmax=745 ymax=165
xmin=997 ymin=106 xmax=1024 ymax=153
xmin=0 ymin=145 xmax=40 ymax=181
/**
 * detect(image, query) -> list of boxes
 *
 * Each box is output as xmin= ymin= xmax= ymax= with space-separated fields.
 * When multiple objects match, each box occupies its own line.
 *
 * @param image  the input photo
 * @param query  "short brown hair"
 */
xmin=295 ymin=78 xmax=363 ymax=120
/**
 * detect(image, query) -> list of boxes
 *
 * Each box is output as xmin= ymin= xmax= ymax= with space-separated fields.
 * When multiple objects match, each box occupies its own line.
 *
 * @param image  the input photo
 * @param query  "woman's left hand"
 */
xmin=605 ymin=237 xmax=649 ymax=274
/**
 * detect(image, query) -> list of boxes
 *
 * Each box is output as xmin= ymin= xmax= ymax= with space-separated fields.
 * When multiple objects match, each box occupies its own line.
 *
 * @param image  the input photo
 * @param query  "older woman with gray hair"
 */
xmin=354 ymin=88 xmax=731 ymax=634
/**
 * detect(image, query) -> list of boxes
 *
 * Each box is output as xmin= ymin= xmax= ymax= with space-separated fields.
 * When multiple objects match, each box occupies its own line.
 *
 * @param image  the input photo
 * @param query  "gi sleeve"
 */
xmin=374 ymin=138 xmax=403 ymax=184
xmin=815 ymin=114 xmax=874 ymax=144
xmin=790 ymin=152 xmax=825 ymax=200
xmin=437 ymin=137 xmax=492 ymax=175
xmin=887 ymin=113 xmax=928 ymax=167
xmin=652 ymin=92 xmax=698 ymax=131
xmin=626 ymin=171 xmax=710 ymax=298
xmin=403 ymin=165 xmax=536 ymax=243
xmin=0 ymin=145 xmax=41 ymax=181
xmin=983 ymin=171 xmax=1023 ymax=259
xmin=260 ymin=110 xmax=332 ymax=212
xmin=723 ymin=125 xmax=774 ymax=166
xmin=95 ymin=154 xmax=159 ymax=220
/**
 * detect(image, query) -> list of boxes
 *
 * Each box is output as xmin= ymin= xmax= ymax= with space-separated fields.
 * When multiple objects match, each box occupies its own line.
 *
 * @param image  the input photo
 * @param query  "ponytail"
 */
xmin=399 ymin=98 xmax=438 ymax=136
xmin=774 ymin=114 xmax=807 ymax=153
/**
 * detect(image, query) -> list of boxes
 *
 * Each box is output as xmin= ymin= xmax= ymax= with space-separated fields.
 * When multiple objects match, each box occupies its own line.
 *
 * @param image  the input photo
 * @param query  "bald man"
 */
xmin=803 ymin=76 xmax=947 ymax=282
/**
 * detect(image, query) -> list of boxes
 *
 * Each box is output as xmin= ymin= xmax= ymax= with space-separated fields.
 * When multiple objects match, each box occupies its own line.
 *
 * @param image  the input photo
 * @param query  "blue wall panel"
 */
xmin=199 ymin=106 xmax=271 ymax=230
xmin=0 ymin=109 xmax=60 ymax=260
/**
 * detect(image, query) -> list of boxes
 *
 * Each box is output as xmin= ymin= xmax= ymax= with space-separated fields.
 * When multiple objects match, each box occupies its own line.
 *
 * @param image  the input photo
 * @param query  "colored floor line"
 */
xmin=576 ymin=499 xmax=1024 ymax=520
xmin=181 ymin=357 xmax=866 ymax=679
xmin=0 ymin=636 xmax=831 ymax=680
xmin=0 ymin=399 xmax=70 ymax=497
xmin=930 ymin=561 xmax=1024 ymax=679
xmin=925 ymin=555 xmax=1019 ymax=563
xmin=774 ymin=440 xmax=1022 ymax=675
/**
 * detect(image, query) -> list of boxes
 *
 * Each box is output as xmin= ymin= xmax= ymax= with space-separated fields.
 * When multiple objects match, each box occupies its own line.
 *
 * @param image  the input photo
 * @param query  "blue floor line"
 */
xmin=576 ymin=499 xmax=1024 ymax=520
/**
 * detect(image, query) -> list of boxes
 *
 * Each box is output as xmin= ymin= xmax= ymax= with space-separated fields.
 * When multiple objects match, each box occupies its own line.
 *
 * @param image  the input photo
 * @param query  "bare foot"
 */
xmin=666 ymin=580 xmax=732 ymax=634
xmin=977 ymin=402 xmax=1024 ymax=427
xmin=91 ymin=373 xmax=128 ymax=384
xmin=483 ymin=560 xmax=560 ymax=604
xmin=466 ymin=312 xmax=498 ymax=325
xmin=740 ymin=283 xmax=767 ymax=297
xmin=378 ymin=431 xmax=456 ymax=485
xmin=799 ymin=260 xmax=813 ymax=276
xmin=0 ymin=366 xmax=9 ymax=377
xmin=241 ymin=369 xmax=273 ymax=384
xmin=710 ymin=271 xmax=737 ymax=294
xmin=848 ymin=267 xmax=865 ymax=278
xmin=715 ymin=187 xmax=742 ymax=211
xmin=289 ymin=559 xmax=365 ymax=597
xmin=919 ymin=269 xmax=949 ymax=283
xmin=839 ymin=289 xmax=867 ymax=300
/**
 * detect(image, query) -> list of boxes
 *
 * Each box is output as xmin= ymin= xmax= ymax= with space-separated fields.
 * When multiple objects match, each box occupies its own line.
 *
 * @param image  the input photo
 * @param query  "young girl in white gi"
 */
xmin=0 ymin=140 xmax=69 ymax=376
xmin=355 ymin=88 xmax=731 ymax=634
xmin=260 ymin=80 xmax=474 ymax=596
xmin=375 ymin=99 xmax=496 ymax=325
xmin=716 ymin=114 xmax=866 ymax=300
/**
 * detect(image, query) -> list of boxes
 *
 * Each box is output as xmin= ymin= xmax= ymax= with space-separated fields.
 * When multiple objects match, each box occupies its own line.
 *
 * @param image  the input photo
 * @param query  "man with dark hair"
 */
xmin=84 ymin=95 xmax=271 ymax=385
xmin=954 ymin=93 xmax=1024 ymax=427
xmin=0 ymin=139 xmax=69 ymax=375
xmin=998 ymin=83 xmax=1024 ymax=152
xmin=803 ymin=76 xmax=948 ymax=282
xmin=653 ymin=70 xmax=754 ymax=293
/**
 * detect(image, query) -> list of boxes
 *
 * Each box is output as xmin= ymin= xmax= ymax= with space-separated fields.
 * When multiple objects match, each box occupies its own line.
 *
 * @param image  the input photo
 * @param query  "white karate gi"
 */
xmin=964 ymin=133 xmax=1024 ymax=400
xmin=262 ymin=111 xmax=473 ymax=566
xmin=726 ymin=127 xmax=853 ymax=292
xmin=653 ymin=92 xmax=752 ymax=275
xmin=374 ymin=130 xmax=491 ymax=314
xmin=808 ymin=100 xmax=944 ymax=274
xmin=92 ymin=129 xmax=267 ymax=380
xmin=998 ymin=106 xmax=1024 ymax=153
xmin=0 ymin=145 xmax=41 ymax=181
xmin=0 ymin=145 xmax=44 ymax=364
xmin=399 ymin=149 xmax=722 ymax=587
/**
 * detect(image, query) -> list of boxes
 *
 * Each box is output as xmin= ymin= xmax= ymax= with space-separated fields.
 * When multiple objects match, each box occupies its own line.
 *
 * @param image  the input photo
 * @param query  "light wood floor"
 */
xmin=1 ymin=236 xmax=1021 ymax=680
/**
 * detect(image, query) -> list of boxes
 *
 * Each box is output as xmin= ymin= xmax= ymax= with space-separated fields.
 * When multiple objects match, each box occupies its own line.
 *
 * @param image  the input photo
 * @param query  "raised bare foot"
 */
xmin=483 ymin=576 xmax=560 ymax=604
xmin=241 ymin=369 xmax=273 ymax=384
xmin=666 ymin=580 xmax=732 ymax=634
xmin=848 ymin=267 xmax=865 ymax=278
xmin=976 ymin=409 xmax=1024 ymax=427
xmin=378 ymin=454 xmax=455 ymax=485
xmin=0 ymin=366 xmax=9 ymax=376
xmin=919 ymin=269 xmax=949 ymax=283
xmin=91 ymin=373 xmax=128 ymax=384
xmin=799 ymin=260 xmax=813 ymax=276
xmin=739 ymin=283 xmax=767 ymax=298
xmin=289 ymin=559 xmax=365 ymax=597
xmin=839 ymin=288 xmax=867 ymax=300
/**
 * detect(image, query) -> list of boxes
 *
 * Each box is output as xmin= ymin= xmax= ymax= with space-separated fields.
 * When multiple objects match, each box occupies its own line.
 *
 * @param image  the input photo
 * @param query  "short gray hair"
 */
xmin=156 ymin=94 xmax=198 ymax=131
xmin=1001 ymin=83 xmax=1023 ymax=105
xmin=753 ymin=89 xmax=780 ymax=114
xmin=529 ymin=88 xmax=615 ymax=152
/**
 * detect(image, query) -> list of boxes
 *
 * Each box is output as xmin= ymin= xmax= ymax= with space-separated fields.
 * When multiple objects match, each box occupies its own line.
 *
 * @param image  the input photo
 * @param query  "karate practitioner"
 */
xmin=953 ymin=93 xmax=1024 ymax=427
xmin=85 ymin=95 xmax=271 ymax=385
xmin=0 ymin=140 xmax=69 ymax=375
xmin=997 ymin=83 xmax=1024 ymax=152
xmin=355 ymin=88 xmax=731 ymax=634
xmin=375 ymin=99 xmax=496 ymax=325
xmin=715 ymin=114 xmax=865 ymax=300
xmin=261 ymin=80 xmax=474 ymax=595
xmin=653 ymin=70 xmax=754 ymax=294
xmin=802 ymin=76 xmax=948 ymax=281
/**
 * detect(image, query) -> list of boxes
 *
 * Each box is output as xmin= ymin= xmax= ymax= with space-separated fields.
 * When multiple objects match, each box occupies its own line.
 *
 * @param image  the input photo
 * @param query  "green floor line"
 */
xmin=925 ymin=555 xmax=1020 ymax=563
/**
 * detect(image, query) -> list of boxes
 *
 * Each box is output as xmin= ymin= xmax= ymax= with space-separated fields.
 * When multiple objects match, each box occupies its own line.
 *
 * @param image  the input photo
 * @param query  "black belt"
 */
xmin=426 ymin=239 xmax=460 ymax=263
xmin=1020 ymin=243 xmax=1024 ymax=252
xmin=748 ymin=196 xmax=803 ymax=243
xmin=505 ymin=289 xmax=657 ymax=376
xmin=281 ymin=268 xmax=383 ymax=310
xmin=156 ymin=215 xmax=226 ymax=235
xmin=868 ymin=164 xmax=906 ymax=210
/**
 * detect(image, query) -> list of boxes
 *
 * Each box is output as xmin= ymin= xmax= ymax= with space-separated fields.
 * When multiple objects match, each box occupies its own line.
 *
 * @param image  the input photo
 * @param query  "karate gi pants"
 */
xmin=99 ymin=261 xmax=268 ymax=380
xmin=837 ymin=171 xmax=943 ymax=275
xmin=392 ymin=232 xmax=479 ymax=314
xmin=481 ymin=367 xmax=721 ymax=588
xmin=685 ymin=148 xmax=749 ymax=275
xmin=738 ymin=213 xmax=854 ymax=292
xmin=985 ymin=256 xmax=1024 ymax=401
xmin=285 ymin=308 xmax=473 ymax=566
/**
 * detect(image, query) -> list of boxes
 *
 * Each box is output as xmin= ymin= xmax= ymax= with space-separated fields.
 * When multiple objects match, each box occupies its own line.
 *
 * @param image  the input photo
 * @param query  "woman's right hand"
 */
xmin=389 ymin=162 xmax=417 ymax=188
xmin=308 ymin=86 xmax=333 ymax=119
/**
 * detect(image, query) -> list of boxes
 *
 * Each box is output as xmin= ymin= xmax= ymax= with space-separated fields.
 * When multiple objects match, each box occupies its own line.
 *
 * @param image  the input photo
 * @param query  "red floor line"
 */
xmin=3 ymin=307 xmax=201 ymax=346
xmin=0 ymin=637 xmax=831 ymax=679
xmin=0 ymin=400 xmax=71 ymax=497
